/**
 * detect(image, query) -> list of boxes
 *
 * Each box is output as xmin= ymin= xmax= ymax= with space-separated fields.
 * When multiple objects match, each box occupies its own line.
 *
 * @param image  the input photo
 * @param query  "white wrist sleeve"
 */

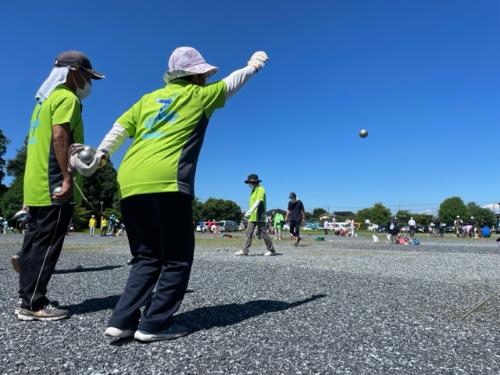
xmin=222 ymin=66 xmax=256 ymax=99
xmin=248 ymin=199 xmax=262 ymax=213
xmin=98 ymin=123 xmax=129 ymax=156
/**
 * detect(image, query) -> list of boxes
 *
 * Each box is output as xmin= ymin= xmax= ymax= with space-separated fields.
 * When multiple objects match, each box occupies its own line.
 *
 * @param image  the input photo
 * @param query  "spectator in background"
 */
xmin=286 ymin=192 xmax=305 ymax=247
xmin=89 ymin=215 xmax=97 ymax=237
xmin=349 ymin=219 xmax=355 ymax=238
xmin=273 ymin=211 xmax=285 ymax=240
xmin=323 ymin=219 xmax=329 ymax=235
xmin=2 ymin=217 xmax=8 ymax=234
xmin=388 ymin=217 xmax=399 ymax=243
xmin=433 ymin=217 xmax=443 ymax=237
xmin=100 ymin=216 xmax=108 ymax=236
xmin=408 ymin=217 xmax=416 ymax=237
xmin=453 ymin=216 xmax=463 ymax=237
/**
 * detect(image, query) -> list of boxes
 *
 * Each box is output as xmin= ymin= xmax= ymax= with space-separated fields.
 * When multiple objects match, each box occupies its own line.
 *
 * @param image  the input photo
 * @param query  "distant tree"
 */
xmin=82 ymin=162 xmax=119 ymax=212
xmin=192 ymin=198 xmax=204 ymax=222
xmin=413 ymin=213 xmax=434 ymax=225
xmin=202 ymin=198 xmax=242 ymax=223
xmin=0 ymin=177 xmax=23 ymax=219
xmin=6 ymin=138 xmax=27 ymax=179
xmin=395 ymin=210 xmax=411 ymax=223
xmin=438 ymin=197 xmax=468 ymax=225
xmin=356 ymin=208 xmax=372 ymax=224
xmin=356 ymin=203 xmax=391 ymax=225
xmin=466 ymin=202 xmax=496 ymax=227
xmin=72 ymin=206 xmax=91 ymax=231
xmin=0 ymin=140 xmax=27 ymax=217
xmin=312 ymin=208 xmax=328 ymax=219
xmin=0 ymin=129 xmax=10 ymax=189
xmin=304 ymin=211 xmax=314 ymax=221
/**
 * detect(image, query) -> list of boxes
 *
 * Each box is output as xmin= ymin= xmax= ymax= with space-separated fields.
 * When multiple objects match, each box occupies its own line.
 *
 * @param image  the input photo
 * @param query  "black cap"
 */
xmin=54 ymin=51 xmax=105 ymax=80
xmin=244 ymin=174 xmax=261 ymax=184
xmin=289 ymin=192 xmax=297 ymax=199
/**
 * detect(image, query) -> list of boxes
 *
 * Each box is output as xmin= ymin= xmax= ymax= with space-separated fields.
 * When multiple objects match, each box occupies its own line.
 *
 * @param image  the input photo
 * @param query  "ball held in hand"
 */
xmin=78 ymin=146 xmax=96 ymax=165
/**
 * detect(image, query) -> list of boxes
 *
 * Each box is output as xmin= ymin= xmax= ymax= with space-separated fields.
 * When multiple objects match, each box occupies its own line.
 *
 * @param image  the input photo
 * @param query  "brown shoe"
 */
xmin=17 ymin=304 xmax=68 ymax=321
xmin=11 ymin=255 xmax=21 ymax=273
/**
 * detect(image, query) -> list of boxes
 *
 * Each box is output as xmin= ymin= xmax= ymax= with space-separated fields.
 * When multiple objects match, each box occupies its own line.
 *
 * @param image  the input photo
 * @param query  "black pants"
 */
xmin=108 ymin=192 xmax=194 ymax=332
xmin=19 ymin=205 xmax=73 ymax=311
xmin=290 ymin=220 xmax=301 ymax=239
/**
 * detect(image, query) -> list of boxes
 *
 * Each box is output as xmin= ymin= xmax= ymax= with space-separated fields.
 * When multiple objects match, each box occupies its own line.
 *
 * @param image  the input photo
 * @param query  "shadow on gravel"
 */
xmin=63 ymin=294 xmax=121 ymax=315
xmin=106 ymin=294 xmax=327 ymax=346
xmin=176 ymin=293 xmax=327 ymax=332
xmin=54 ymin=265 xmax=123 ymax=274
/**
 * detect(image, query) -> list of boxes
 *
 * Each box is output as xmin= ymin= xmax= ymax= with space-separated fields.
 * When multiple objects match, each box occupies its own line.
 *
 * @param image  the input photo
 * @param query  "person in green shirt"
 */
xmin=273 ymin=210 xmax=285 ymax=240
xmin=73 ymin=47 xmax=269 ymax=341
xmin=235 ymin=174 xmax=276 ymax=256
xmin=15 ymin=51 xmax=104 ymax=322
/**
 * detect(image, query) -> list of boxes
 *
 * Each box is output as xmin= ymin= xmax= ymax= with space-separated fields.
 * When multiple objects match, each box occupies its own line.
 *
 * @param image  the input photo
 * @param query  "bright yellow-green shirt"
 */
xmin=24 ymin=85 xmax=83 ymax=206
xmin=248 ymin=185 xmax=266 ymax=222
xmin=116 ymin=79 xmax=226 ymax=199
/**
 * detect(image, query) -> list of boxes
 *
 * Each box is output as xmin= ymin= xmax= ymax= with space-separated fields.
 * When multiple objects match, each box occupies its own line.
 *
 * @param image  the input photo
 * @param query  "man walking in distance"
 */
xmin=16 ymin=51 xmax=104 ymax=321
xmin=286 ymin=192 xmax=305 ymax=246
xmin=73 ymin=47 xmax=269 ymax=341
xmin=235 ymin=174 xmax=276 ymax=256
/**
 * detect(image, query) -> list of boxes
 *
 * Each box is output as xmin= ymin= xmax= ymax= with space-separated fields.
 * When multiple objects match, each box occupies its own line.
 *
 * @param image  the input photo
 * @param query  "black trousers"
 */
xmin=19 ymin=205 xmax=73 ymax=310
xmin=108 ymin=192 xmax=194 ymax=332
xmin=290 ymin=220 xmax=301 ymax=239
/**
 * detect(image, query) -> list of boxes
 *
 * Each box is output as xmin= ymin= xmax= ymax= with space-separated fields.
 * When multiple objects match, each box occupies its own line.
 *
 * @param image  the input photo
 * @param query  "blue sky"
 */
xmin=1 ymin=0 xmax=499 ymax=214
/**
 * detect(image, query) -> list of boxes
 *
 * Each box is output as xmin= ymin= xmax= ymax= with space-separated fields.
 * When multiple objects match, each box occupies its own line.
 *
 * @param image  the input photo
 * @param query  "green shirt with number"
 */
xmin=115 ymin=79 xmax=226 ymax=199
xmin=24 ymin=85 xmax=83 ymax=206
xmin=248 ymin=185 xmax=266 ymax=222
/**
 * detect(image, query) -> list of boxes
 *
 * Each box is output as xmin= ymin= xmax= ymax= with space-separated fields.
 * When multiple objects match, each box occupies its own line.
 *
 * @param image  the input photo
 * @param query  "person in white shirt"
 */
xmin=408 ymin=217 xmax=416 ymax=237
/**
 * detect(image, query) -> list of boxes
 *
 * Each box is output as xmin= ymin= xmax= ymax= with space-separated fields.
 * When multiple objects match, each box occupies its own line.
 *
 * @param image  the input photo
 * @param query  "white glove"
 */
xmin=70 ymin=148 xmax=107 ymax=177
xmin=68 ymin=143 xmax=85 ymax=173
xmin=244 ymin=210 xmax=252 ymax=218
xmin=247 ymin=51 xmax=269 ymax=71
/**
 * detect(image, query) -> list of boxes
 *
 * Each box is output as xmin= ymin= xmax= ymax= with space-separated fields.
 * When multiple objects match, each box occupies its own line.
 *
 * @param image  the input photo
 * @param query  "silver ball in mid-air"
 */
xmin=52 ymin=186 xmax=63 ymax=195
xmin=359 ymin=129 xmax=368 ymax=138
xmin=78 ymin=146 xmax=96 ymax=165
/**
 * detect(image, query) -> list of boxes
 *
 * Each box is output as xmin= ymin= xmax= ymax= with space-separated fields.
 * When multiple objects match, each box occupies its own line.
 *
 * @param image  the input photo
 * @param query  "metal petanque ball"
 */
xmin=359 ymin=129 xmax=368 ymax=138
xmin=52 ymin=186 xmax=63 ymax=195
xmin=78 ymin=146 xmax=96 ymax=165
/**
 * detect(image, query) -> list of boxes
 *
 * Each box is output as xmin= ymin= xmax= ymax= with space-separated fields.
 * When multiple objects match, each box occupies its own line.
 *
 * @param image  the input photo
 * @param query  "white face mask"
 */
xmin=76 ymin=81 xmax=92 ymax=100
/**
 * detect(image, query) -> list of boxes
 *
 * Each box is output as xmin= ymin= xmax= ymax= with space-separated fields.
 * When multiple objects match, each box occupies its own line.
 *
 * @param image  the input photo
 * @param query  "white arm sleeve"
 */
xmin=247 ymin=199 xmax=262 ymax=213
xmin=222 ymin=66 xmax=257 ymax=99
xmin=97 ymin=123 xmax=129 ymax=156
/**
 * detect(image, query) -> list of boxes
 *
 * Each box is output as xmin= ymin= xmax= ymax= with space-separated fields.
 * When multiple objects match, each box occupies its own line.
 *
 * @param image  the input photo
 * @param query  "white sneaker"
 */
xmin=104 ymin=327 xmax=135 ymax=338
xmin=14 ymin=298 xmax=22 ymax=315
xmin=264 ymin=250 xmax=276 ymax=256
xmin=234 ymin=250 xmax=249 ymax=256
xmin=134 ymin=324 xmax=189 ymax=342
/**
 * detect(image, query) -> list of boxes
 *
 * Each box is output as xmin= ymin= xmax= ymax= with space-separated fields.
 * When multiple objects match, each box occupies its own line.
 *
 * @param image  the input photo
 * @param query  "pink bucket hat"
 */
xmin=163 ymin=47 xmax=218 ymax=82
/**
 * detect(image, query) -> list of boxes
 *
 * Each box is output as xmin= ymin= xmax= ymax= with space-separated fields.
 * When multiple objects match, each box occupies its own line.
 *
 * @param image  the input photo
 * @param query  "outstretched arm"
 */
xmin=222 ymin=51 xmax=269 ymax=99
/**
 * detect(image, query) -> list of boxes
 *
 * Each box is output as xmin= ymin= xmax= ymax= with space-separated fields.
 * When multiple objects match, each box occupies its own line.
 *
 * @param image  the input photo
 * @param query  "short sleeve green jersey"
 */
xmin=24 ymin=85 xmax=83 ymax=206
xmin=116 ymin=79 xmax=226 ymax=199
xmin=248 ymin=185 xmax=267 ymax=222
xmin=273 ymin=213 xmax=284 ymax=227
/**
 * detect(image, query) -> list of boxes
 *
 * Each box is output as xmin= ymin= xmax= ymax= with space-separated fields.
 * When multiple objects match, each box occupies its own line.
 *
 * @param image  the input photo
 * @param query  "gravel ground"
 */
xmin=0 ymin=233 xmax=499 ymax=374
